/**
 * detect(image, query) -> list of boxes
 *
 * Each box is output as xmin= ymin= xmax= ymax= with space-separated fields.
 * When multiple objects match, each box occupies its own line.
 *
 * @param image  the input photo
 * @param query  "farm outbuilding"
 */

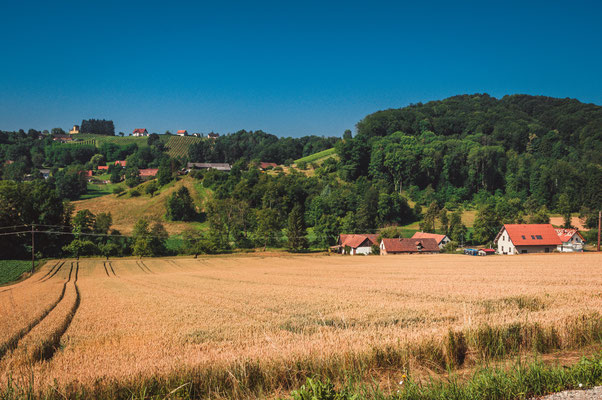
xmin=495 ymin=224 xmax=562 ymax=254
xmin=380 ymin=238 xmax=439 ymax=255
xmin=411 ymin=232 xmax=451 ymax=249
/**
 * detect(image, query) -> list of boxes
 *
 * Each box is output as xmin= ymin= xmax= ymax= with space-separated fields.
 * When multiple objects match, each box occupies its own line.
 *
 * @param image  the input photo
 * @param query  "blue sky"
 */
xmin=1 ymin=1 xmax=601 ymax=137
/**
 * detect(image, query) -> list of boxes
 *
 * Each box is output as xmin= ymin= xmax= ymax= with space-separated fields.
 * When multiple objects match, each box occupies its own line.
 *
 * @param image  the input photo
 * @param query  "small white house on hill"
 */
xmin=495 ymin=224 xmax=562 ymax=254
xmin=555 ymin=229 xmax=585 ymax=252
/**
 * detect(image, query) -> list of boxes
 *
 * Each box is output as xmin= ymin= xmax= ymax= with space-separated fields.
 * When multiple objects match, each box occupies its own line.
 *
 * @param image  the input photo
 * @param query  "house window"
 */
xmin=536 ymin=235 xmax=543 ymax=240
xmin=521 ymin=249 xmax=528 ymax=254
xmin=545 ymin=247 xmax=549 ymax=253
xmin=531 ymin=235 xmax=536 ymax=239
xmin=501 ymin=246 xmax=504 ymax=252
xmin=521 ymin=235 xmax=526 ymax=239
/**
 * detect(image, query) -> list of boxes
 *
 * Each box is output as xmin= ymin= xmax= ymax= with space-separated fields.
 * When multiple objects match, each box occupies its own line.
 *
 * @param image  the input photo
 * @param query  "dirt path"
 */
xmin=533 ymin=386 xmax=602 ymax=399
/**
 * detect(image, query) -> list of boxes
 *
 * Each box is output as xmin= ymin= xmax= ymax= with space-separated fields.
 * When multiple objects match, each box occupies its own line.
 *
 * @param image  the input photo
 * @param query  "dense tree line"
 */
xmin=339 ymin=94 xmax=601 ymax=214
xmin=188 ymin=130 xmax=339 ymax=164
xmin=80 ymin=119 xmax=115 ymax=136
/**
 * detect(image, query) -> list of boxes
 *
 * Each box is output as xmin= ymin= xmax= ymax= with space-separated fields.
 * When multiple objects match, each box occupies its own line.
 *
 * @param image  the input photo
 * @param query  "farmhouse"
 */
xmin=97 ymin=165 xmax=109 ymax=171
xmin=259 ymin=162 xmax=278 ymax=170
xmin=139 ymin=168 xmax=159 ymax=178
xmin=380 ymin=238 xmax=439 ymax=255
xmin=177 ymin=130 xmax=188 ymax=136
xmin=332 ymin=234 xmax=379 ymax=255
xmin=495 ymin=224 xmax=562 ymax=254
xmin=187 ymin=162 xmax=232 ymax=172
xmin=555 ymin=228 xmax=585 ymax=252
xmin=69 ymin=125 xmax=80 ymax=134
xmin=39 ymin=169 xmax=51 ymax=179
xmin=132 ymin=128 xmax=148 ymax=137
xmin=411 ymin=232 xmax=451 ymax=249
xmin=114 ymin=160 xmax=127 ymax=167
xmin=52 ymin=134 xmax=73 ymax=142
xmin=207 ymin=132 xmax=219 ymax=139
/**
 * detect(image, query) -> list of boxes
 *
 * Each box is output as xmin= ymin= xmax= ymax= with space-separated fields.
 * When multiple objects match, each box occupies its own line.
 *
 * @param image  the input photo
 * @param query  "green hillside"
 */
xmin=294 ymin=147 xmax=336 ymax=164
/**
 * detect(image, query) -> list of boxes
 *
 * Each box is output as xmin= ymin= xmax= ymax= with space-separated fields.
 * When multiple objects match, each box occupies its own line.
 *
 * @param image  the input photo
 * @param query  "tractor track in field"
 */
xmin=35 ymin=261 xmax=81 ymax=362
xmin=135 ymin=261 xmax=150 ymax=274
xmin=38 ymin=260 xmax=63 ymax=281
xmin=108 ymin=261 xmax=117 ymax=276
xmin=139 ymin=260 xmax=154 ymax=274
xmin=103 ymin=261 xmax=110 ymax=277
xmin=0 ymin=262 xmax=73 ymax=361
xmin=41 ymin=260 xmax=66 ymax=282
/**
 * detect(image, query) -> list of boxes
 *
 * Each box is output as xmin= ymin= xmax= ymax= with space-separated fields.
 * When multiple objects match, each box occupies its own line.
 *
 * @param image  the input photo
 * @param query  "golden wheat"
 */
xmin=0 ymin=253 xmax=600 ymax=396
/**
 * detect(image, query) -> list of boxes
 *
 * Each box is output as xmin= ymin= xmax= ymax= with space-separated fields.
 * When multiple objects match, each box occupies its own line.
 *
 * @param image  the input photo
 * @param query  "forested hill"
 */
xmin=337 ymin=94 xmax=601 ymax=212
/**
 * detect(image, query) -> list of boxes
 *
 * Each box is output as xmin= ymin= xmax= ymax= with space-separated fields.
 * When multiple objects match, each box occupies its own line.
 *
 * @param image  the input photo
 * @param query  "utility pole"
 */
xmin=598 ymin=211 xmax=601 ymax=252
xmin=31 ymin=224 xmax=35 ymax=274
xmin=598 ymin=211 xmax=602 ymax=251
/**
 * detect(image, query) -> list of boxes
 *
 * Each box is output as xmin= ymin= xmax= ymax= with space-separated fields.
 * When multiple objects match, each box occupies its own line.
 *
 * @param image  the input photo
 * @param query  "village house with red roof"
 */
xmin=114 ymin=160 xmax=127 ymax=167
xmin=495 ymin=224 xmax=562 ymax=254
xmin=411 ymin=232 xmax=451 ymax=249
xmin=332 ymin=234 xmax=379 ymax=255
xmin=132 ymin=128 xmax=148 ymax=137
xmin=177 ymin=130 xmax=188 ymax=136
xmin=554 ymin=228 xmax=585 ymax=252
xmin=139 ymin=168 xmax=159 ymax=178
xmin=380 ymin=238 xmax=440 ymax=255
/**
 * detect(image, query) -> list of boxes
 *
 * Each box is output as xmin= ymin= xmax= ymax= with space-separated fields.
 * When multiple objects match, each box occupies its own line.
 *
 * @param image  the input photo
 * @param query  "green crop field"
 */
xmin=294 ymin=147 xmax=336 ymax=164
xmin=68 ymin=134 xmax=202 ymax=159
xmin=164 ymin=135 xmax=202 ymax=158
xmin=0 ymin=260 xmax=35 ymax=285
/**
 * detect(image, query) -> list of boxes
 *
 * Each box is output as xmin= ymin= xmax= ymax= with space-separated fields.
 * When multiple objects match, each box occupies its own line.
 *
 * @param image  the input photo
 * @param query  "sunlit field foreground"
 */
xmin=0 ymin=253 xmax=601 ymax=399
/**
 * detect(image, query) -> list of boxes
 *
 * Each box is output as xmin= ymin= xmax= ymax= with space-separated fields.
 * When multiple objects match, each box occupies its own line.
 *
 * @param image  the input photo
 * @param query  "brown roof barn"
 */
xmin=380 ymin=238 xmax=440 ymax=255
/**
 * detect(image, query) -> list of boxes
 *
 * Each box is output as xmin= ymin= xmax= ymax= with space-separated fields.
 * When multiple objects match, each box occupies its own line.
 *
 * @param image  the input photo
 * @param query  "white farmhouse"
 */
xmin=555 ymin=228 xmax=586 ymax=252
xmin=495 ymin=224 xmax=562 ymax=255
xmin=332 ymin=234 xmax=379 ymax=255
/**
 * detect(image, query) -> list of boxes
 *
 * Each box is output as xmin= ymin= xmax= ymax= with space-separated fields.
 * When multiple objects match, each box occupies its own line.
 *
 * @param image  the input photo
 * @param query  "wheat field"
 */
xmin=0 ymin=253 xmax=600 ymax=398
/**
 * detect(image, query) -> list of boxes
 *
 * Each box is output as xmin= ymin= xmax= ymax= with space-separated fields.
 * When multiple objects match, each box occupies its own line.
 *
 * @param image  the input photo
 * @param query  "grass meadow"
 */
xmin=0 ymin=253 xmax=600 ymax=399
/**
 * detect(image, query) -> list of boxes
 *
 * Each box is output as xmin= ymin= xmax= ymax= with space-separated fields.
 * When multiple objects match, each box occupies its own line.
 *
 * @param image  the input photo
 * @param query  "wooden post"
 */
xmin=598 ymin=211 xmax=601 ymax=252
xmin=31 ymin=224 xmax=35 ymax=273
xmin=598 ymin=211 xmax=602 ymax=251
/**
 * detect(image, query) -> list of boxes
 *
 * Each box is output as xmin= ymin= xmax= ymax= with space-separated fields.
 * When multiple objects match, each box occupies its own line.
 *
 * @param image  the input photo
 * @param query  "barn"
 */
xmin=380 ymin=238 xmax=440 ymax=255
xmin=411 ymin=232 xmax=451 ymax=249
xmin=495 ymin=224 xmax=562 ymax=254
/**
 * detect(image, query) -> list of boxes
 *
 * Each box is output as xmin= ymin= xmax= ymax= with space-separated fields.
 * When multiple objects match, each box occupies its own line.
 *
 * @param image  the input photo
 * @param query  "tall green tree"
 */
xmin=166 ymin=186 xmax=196 ymax=221
xmin=473 ymin=204 xmax=501 ymax=244
xmin=286 ymin=204 xmax=308 ymax=252
xmin=255 ymin=208 xmax=281 ymax=251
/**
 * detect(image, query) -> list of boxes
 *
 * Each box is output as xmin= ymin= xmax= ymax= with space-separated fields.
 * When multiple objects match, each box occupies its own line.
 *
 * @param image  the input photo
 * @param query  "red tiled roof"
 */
xmin=480 ymin=248 xmax=496 ymax=253
xmin=555 ymin=228 xmax=585 ymax=243
xmin=260 ymin=162 xmax=278 ymax=169
xmin=177 ymin=130 xmax=187 ymax=134
xmin=133 ymin=128 xmax=147 ymax=134
xmin=411 ymin=232 xmax=447 ymax=244
xmin=97 ymin=165 xmax=109 ymax=170
xmin=502 ymin=224 xmax=562 ymax=246
xmin=339 ymin=234 xmax=379 ymax=249
xmin=114 ymin=160 xmax=127 ymax=167
xmin=139 ymin=168 xmax=158 ymax=177
xmin=381 ymin=238 xmax=440 ymax=253
xmin=84 ymin=170 xmax=93 ymax=177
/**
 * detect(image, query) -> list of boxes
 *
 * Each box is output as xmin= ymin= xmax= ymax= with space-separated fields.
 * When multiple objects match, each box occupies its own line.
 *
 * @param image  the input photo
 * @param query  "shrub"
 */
xmin=112 ymin=186 xmax=124 ymax=195
xmin=129 ymin=189 xmax=140 ymax=197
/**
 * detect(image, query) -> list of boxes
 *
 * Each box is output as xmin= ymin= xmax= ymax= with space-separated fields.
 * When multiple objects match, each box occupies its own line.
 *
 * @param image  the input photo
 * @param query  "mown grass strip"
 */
xmin=294 ymin=148 xmax=335 ymax=164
